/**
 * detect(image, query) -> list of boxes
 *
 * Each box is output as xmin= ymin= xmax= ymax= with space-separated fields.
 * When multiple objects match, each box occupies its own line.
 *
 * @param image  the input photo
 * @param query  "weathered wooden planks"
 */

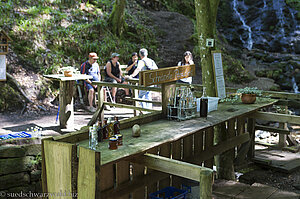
xmin=77 ymin=146 xmax=101 ymax=199
xmin=43 ymin=140 xmax=74 ymax=199
xmin=76 ymin=100 xmax=276 ymax=166
xmin=115 ymin=161 xmax=131 ymax=199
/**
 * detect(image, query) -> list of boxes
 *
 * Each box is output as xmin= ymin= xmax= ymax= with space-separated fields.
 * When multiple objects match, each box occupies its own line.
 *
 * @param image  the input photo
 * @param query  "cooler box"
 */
xmin=197 ymin=97 xmax=220 ymax=113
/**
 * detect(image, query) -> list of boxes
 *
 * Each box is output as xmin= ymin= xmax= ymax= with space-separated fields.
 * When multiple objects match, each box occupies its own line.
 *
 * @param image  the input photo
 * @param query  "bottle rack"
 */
xmin=167 ymin=86 xmax=197 ymax=121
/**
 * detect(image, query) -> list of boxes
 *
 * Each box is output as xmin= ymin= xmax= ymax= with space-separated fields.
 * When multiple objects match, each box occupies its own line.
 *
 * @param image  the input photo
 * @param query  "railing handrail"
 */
xmin=92 ymin=81 xmax=161 ymax=92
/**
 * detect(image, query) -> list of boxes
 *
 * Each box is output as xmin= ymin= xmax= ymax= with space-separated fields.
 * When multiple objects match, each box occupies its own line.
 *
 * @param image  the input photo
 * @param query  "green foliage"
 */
xmin=286 ymin=0 xmax=300 ymax=11
xmin=0 ymin=82 xmax=23 ymax=111
xmin=161 ymin=0 xmax=195 ymax=18
xmin=0 ymin=0 xmax=157 ymax=75
xmin=31 ymin=152 xmax=42 ymax=167
xmin=222 ymin=53 xmax=254 ymax=83
xmin=236 ymin=87 xmax=263 ymax=95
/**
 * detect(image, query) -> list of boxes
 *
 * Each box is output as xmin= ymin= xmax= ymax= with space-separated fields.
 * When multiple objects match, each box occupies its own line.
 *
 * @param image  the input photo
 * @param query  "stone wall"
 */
xmin=0 ymin=144 xmax=42 ymax=195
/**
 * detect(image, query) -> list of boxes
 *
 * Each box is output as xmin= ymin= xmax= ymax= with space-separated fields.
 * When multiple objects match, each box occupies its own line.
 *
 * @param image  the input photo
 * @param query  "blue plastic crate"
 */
xmin=0 ymin=132 xmax=31 ymax=141
xmin=9 ymin=132 xmax=32 ymax=138
xmin=150 ymin=186 xmax=189 ymax=199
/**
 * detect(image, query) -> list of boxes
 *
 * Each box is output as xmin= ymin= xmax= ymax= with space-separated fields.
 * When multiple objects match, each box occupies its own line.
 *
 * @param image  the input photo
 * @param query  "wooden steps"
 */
xmin=253 ymin=149 xmax=300 ymax=173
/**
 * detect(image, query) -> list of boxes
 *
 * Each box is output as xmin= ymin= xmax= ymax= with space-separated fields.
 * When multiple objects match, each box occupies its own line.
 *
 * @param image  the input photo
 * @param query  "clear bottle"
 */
xmin=200 ymin=87 xmax=208 ymax=117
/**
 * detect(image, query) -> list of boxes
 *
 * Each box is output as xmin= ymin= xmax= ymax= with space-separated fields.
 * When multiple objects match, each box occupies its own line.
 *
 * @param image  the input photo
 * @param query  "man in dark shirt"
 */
xmin=80 ymin=52 xmax=100 ymax=112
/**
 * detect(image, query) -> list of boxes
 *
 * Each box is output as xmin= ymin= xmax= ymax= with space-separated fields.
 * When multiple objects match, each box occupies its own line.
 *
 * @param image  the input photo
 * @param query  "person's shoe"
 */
xmin=104 ymin=105 xmax=111 ymax=111
xmin=87 ymin=106 xmax=96 ymax=112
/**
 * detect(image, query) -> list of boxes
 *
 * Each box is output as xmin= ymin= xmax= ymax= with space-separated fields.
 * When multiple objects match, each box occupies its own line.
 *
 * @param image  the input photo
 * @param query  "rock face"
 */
xmin=146 ymin=11 xmax=195 ymax=67
xmin=0 ymin=144 xmax=42 ymax=193
xmin=218 ymin=0 xmax=300 ymax=54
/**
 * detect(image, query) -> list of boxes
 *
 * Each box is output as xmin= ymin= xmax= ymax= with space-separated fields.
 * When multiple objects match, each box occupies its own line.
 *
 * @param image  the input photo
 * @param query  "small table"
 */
xmin=44 ymin=74 xmax=92 ymax=130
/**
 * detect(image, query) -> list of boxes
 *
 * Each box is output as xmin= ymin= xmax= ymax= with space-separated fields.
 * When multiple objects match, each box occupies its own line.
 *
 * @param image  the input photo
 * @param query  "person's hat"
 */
xmin=111 ymin=52 xmax=120 ymax=58
xmin=89 ymin=52 xmax=99 ymax=59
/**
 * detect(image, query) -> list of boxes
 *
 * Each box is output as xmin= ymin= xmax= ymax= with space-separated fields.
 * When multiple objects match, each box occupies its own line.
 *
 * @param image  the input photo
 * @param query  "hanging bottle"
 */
xmin=200 ymin=87 xmax=208 ymax=117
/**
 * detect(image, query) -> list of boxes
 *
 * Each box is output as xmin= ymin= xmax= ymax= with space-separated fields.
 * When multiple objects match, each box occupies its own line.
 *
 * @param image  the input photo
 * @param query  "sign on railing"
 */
xmin=139 ymin=64 xmax=195 ymax=86
xmin=212 ymin=51 xmax=226 ymax=99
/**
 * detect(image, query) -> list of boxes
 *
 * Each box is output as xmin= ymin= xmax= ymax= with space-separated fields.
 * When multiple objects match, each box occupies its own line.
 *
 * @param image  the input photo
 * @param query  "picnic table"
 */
xmin=43 ymin=74 xmax=92 ymax=130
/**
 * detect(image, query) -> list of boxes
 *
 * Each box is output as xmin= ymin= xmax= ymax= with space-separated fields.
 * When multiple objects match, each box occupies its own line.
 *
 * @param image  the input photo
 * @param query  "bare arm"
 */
xmin=126 ymin=60 xmax=137 ymax=72
xmin=118 ymin=62 xmax=123 ymax=77
xmin=129 ymin=62 xmax=143 ymax=78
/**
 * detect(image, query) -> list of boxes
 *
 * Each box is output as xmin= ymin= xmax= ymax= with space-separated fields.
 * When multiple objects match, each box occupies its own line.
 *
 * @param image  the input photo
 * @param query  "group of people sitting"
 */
xmin=80 ymin=48 xmax=194 ymax=112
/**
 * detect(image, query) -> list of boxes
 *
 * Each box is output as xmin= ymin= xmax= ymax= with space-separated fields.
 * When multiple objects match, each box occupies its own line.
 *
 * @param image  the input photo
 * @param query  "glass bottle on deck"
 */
xmin=108 ymin=117 xmax=114 ymax=138
xmin=97 ymin=121 xmax=103 ymax=142
xmin=102 ymin=119 xmax=109 ymax=139
xmin=200 ymin=87 xmax=208 ymax=117
xmin=113 ymin=116 xmax=120 ymax=135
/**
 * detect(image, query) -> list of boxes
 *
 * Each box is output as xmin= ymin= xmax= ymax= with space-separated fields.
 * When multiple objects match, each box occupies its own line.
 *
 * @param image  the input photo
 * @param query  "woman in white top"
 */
xmin=177 ymin=51 xmax=194 ymax=84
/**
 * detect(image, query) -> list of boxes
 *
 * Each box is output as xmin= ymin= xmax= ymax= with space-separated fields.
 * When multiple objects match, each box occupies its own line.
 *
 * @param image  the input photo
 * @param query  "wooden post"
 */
xmin=278 ymin=105 xmax=288 ymax=148
xmin=161 ymin=82 xmax=176 ymax=118
xmin=59 ymin=81 xmax=74 ymax=130
xmin=204 ymin=127 xmax=214 ymax=169
xmin=98 ymin=86 xmax=104 ymax=122
xmin=77 ymin=146 xmax=101 ymax=199
xmin=221 ymin=119 xmax=235 ymax=180
xmin=199 ymin=170 xmax=213 ymax=199
xmin=247 ymin=118 xmax=255 ymax=159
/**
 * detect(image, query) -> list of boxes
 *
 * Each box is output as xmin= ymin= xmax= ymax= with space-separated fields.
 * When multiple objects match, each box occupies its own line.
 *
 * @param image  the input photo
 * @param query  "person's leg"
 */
xmin=111 ymin=87 xmax=116 ymax=102
xmin=122 ymin=81 xmax=130 ymax=95
xmin=138 ymin=90 xmax=147 ymax=108
xmin=88 ymin=88 xmax=94 ymax=107
xmin=144 ymin=91 xmax=152 ymax=109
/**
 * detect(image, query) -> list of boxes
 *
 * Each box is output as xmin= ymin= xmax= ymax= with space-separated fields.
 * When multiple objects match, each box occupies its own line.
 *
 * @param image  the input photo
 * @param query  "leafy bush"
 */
xmin=236 ymin=87 xmax=262 ymax=95
xmin=0 ymin=0 xmax=158 ymax=75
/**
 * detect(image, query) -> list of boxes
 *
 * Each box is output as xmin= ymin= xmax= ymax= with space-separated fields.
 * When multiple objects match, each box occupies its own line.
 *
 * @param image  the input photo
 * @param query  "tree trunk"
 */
xmin=108 ymin=0 xmax=126 ymax=36
xmin=194 ymin=0 xmax=217 ymax=97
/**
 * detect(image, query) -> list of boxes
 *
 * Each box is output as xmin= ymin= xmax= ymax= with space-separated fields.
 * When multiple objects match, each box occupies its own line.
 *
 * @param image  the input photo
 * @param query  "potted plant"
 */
xmin=58 ymin=66 xmax=78 ymax=77
xmin=236 ymin=87 xmax=262 ymax=104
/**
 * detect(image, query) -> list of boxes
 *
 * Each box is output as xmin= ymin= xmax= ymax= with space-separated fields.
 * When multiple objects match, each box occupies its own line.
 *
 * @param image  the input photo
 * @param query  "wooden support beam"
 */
xmin=130 ymin=153 xmax=213 ymax=182
xmin=130 ymin=153 xmax=213 ymax=199
xmin=250 ymin=111 xmax=300 ymax=125
xmin=92 ymin=81 xmax=161 ymax=92
xmin=125 ymin=97 xmax=162 ymax=105
xmin=104 ymin=102 xmax=160 ymax=112
xmin=255 ymin=125 xmax=290 ymax=135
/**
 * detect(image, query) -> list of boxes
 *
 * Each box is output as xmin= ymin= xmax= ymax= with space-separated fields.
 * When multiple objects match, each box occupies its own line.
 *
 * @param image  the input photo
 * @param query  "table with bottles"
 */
xmin=77 ymin=98 xmax=277 ymax=165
